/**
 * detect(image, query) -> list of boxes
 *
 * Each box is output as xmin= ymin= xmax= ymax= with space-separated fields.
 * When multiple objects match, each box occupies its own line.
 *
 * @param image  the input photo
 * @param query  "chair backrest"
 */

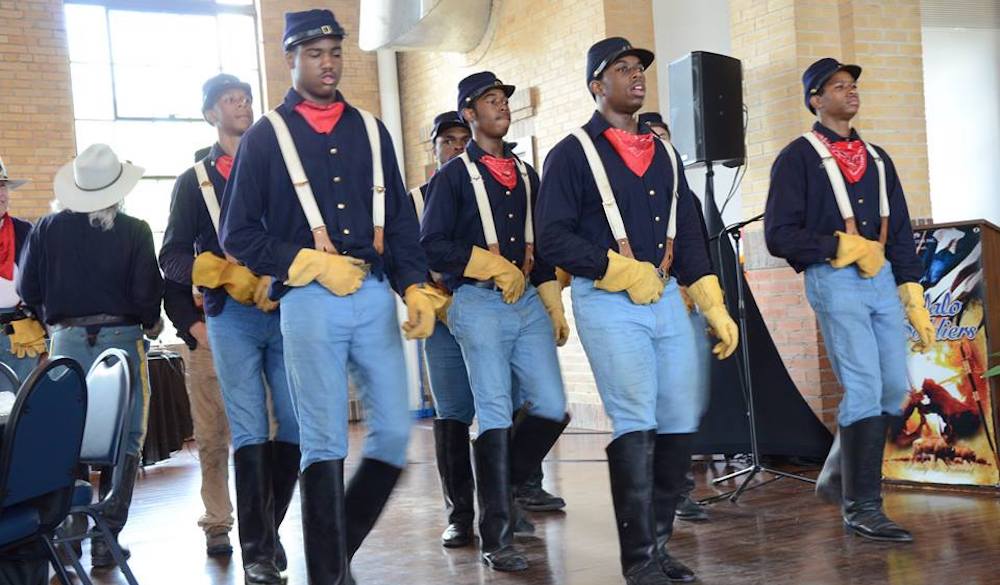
xmin=80 ymin=348 xmax=131 ymax=466
xmin=0 ymin=357 xmax=87 ymax=510
xmin=0 ymin=362 xmax=19 ymax=394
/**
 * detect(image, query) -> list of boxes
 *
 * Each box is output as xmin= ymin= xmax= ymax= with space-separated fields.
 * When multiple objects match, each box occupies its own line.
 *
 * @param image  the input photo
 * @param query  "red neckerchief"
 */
xmin=479 ymin=154 xmax=518 ymax=190
xmin=294 ymin=100 xmax=346 ymax=134
xmin=0 ymin=214 xmax=14 ymax=281
xmin=603 ymin=127 xmax=655 ymax=177
xmin=813 ymin=131 xmax=867 ymax=183
xmin=215 ymin=155 xmax=233 ymax=180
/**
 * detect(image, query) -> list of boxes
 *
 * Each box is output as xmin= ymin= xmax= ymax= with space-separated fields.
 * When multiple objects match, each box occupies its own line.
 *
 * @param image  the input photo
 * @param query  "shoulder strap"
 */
xmin=358 ymin=108 xmax=385 ymax=254
xmin=570 ymin=128 xmax=634 ymax=258
xmin=459 ymin=151 xmax=500 ymax=254
xmin=409 ymin=186 xmax=425 ymax=220
xmin=265 ymin=110 xmax=328 ymax=235
xmin=193 ymin=161 xmax=221 ymax=235
xmin=864 ymin=143 xmax=890 ymax=244
xmin=652 ymin=136 xmax=680 ymax=273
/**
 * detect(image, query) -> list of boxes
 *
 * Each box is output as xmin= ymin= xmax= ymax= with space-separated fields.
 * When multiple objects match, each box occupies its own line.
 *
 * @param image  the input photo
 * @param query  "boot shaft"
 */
xmin=606 ymin=430 xmax=659 ymax=576
xmin=432 ymin=419 xmax=475 ymax=525
xmin=473 ymin=428 xmax=514 ymax=553
xmin=301 ymin=459 xmax=350 ymax=585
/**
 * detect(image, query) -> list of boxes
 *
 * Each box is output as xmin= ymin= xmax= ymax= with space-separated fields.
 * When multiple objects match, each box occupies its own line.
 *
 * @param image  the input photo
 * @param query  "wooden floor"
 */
xmin=65 ymin=422 xmax=999 ymax=585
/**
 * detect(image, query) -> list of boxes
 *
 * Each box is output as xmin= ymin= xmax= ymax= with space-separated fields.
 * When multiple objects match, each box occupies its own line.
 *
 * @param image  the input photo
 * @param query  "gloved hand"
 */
xmin=555 ymin=267 xmax=572 ymax=290
xmin=402 ymin=284 xmax=450 ymax=340
xmin=687 ymin=275 xmax=739 ymax=360
xmin=8 ymin=317 xmax=46 ymax=358
xmin=435 ymin=294 xmax=453 ymax=325
xmin=594 ymin=250 xmax=664 ymax=305
xmin=830 ymin=231 xmax=885 ymax=278
xmin=463 ymin=246 xmax=525 ymax=304
xmin=536 ymin=280 xmax=570 ymax=346
xmin=285 ymin=248 xmax=367 ymax=296
xmin=898 ymin=282 xmax=934 ymax=352
xmin=253 ymin=276 xmax=279 ymax=312
xmin=192 ymin=252 xmax=259 ymax=304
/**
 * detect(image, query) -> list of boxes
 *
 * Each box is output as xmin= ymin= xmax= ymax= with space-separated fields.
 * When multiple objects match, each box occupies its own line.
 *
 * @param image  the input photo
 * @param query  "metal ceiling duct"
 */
xmin=358 ymin=0 xmax=494 ymax=52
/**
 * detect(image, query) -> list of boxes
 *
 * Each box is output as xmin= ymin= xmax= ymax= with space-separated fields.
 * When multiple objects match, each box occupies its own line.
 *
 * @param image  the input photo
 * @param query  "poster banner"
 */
xmin=883 ymin=224 xmax=999 ymax=486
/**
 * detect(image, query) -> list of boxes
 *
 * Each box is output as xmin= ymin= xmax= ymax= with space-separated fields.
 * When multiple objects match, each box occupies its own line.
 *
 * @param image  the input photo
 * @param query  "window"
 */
xmin=64 ymin=0 xmax=263 ymax=344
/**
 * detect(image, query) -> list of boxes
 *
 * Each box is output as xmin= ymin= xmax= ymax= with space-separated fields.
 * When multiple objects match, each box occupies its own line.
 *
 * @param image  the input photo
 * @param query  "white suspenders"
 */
xmin=571 ymin=127 xmax=680 ymax=273
xmin=409 ymin=186 xmax=425 ymax=220
xmin=193 ymin=160 xmax=221 ymax=235
xmin=801 ymin=131 xmax=889 ymax=245
xmin=458 ymin=151 xmax=535 ymax=274
xmin=264 ymin=107 xmax=387 ymax=254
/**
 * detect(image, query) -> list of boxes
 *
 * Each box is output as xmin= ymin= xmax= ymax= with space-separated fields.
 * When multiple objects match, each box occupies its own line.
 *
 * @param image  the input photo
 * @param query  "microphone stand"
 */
xmin=699 ymin=215 xmax=816 ymax=504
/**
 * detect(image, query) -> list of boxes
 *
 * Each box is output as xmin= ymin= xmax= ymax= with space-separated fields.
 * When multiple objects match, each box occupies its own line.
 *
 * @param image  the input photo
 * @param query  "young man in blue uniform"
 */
xmin=219 ymin=9 xmax=446 ymax=584
xmin=160 ymin=74 xmax=300 ymax=583
xmin=765 ymin=58 xmax=934 ymax=543
xmin=535 ymin=38 xmax=739 ymax=585
xmin=420 ymin=72 xmax=571 ymax=572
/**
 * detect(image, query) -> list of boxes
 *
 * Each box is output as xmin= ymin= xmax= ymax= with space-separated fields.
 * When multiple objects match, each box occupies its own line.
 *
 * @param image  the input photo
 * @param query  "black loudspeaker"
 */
xmin=668 ymin=51 xmax=745 ymax=166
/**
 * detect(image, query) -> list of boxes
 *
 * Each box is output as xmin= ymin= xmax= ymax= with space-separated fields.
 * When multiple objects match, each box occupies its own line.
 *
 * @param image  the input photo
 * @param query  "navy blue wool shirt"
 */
xmin=420 ymin=139 xmax=555 ymax=291
xmin=17 ymin=210 xmax=163 ymax=328
xmin=535 ymin=111 xmax=712 ymax=285
xmin=159 ymin=143 xmax=239 ymax=347
xmin=764 ymin=122 xmax=922 ymax=285
xmin=219 ymin=89 xmax=428 ymax=297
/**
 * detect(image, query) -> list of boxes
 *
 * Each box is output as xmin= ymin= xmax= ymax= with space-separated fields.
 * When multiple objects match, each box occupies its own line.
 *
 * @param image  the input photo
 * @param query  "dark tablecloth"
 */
xmin=142 ymin=349 xmax=194 ymax=466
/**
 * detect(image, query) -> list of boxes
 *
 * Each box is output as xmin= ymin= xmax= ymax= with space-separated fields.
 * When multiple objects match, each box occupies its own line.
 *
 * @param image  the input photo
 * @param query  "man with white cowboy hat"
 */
xmin=18 ymin=143 xmax=164 ymax=568
xmin=0 ymin=156 xmax=46 ymax=383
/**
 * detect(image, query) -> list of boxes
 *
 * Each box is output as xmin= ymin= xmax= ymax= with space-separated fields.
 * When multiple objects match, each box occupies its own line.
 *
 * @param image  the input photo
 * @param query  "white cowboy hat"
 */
xmin=54 ymin=144 xmax=144 ymax=213
xmin=0 ymin=156 xmax=29 ymax=190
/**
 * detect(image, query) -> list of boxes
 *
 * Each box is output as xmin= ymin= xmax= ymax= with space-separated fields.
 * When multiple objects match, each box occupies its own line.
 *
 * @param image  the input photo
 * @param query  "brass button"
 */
xmin=858 ymin=198 xmax=864 ymax=204
xmin=509 ymin=236 xmax=516 ymax=242
xmin=655 ymin=216 xmax=661 ymax=222
xmin=337 ymin=203 xmax=346 ymax=209
xmin=333 ymin=176 xmax=342 ymax=183
xmin=342 ymin=228 xmax=350 ymax=235
xmin=507 ymin=213 xmax=514 ymax=219
xmin=648 ymin=190 xmax=655 ymax=196
xmin=657 ymin=243 xmax=664 ymax=249
xmin=330 ymin=147 xmax=338 ymax=155
xmin=505 ymin=190 xmax=512 ymax=196
xmin=861 ymin=220 xmax=868 ymax=227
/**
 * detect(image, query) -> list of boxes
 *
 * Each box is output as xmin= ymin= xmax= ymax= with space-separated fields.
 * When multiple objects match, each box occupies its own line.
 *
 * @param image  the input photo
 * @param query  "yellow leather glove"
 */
xmin=254 ymin=276 xmax=279 ymax=313
xmin=555 ymin=267 xmax=572 ymax=290
xmin=595 ymin=250 xmax=664 ymax=305
xmin=463 ymin=246 xmax=525 ymax=304
xmin=436 ymin=294 xmax=453 ymax=325
xmin=898 ymin=282 xmax=934 ymax=352
xmin=830 ymin=232 xmax=885 ymax=278
xmin=285 ymin=248 xmax=367 ymax=296
xmin=8 ymin=317 xmax=46 ymax=359
xmin=192 ymin=252 xmax=258 ymax=304
xmin=687 ymin=275 xmax=739 ymax=360
xmin=537 ymin=280 xmax=570 ymax=346
xmin=402 ymin=284 xmax=450 ymax=340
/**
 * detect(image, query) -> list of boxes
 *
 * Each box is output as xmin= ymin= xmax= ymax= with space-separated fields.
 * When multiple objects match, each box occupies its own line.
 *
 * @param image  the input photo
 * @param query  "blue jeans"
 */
xmin=50 ymin=325 xmax=150 ymax=455
xmin=689 ymin=310 xmax=712 ymax=421
xmin=804 ymin=262 xmax=909 ymax=426
xmin=205 ymin=298 xmax=299 ymax=451
xmin=447 ymin=284 xmax=566 ymax=433
xmin=571 ymin=277 xmax=700 ymax=438
xmin=424 ymin=321 xmax=476 ymax=425
xmin=280 ymin=279 xmax=411 ymax=470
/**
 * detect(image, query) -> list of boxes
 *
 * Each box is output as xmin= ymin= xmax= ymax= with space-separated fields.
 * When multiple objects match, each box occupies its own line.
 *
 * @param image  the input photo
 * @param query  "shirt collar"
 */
xmin=207 ymin=142 xmax=228 ymax=164
xmin=465 ymin=137 xmax=518 ymax=162
xmin=283 ymin=88 xmax=349 ymax=112
xmin=812 ymin=121 xmax=862 ymax=143
xmin=583 ymin=110 xmax=654 ymax=140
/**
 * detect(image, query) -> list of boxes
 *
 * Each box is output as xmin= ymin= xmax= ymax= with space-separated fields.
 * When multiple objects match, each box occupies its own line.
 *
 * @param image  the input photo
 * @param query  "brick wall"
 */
xmin=256 ymin=0 xmax=381 ymax=116
xmin=0 ymin=0 xmax=76 ymax=220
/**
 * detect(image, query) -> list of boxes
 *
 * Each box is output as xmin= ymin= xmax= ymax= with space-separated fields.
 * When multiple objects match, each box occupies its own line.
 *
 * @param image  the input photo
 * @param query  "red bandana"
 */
xmin=294 ymin=101 xmax=346 ymax=134
xmin=0 ymin=214 xmax=14 ymax=281
xmin=813 ymin=131 xmax=867 ymax=184
xmin=215 ymin=155 xmax=233 ymax=180
xmin=603 ymin=127 xmax=656 ymax=177
xmin=479 ymin=155 xmax=518 ymax=190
